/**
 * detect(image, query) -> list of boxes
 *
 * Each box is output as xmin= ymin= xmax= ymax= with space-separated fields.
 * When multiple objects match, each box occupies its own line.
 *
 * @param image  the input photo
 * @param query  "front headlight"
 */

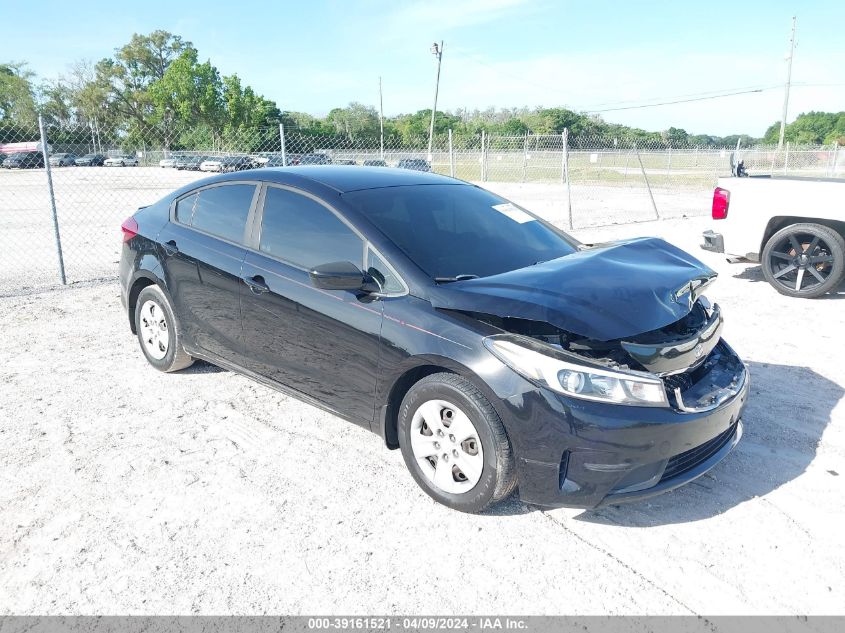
xmin=484 ymin=335 xmax=669 ymax=407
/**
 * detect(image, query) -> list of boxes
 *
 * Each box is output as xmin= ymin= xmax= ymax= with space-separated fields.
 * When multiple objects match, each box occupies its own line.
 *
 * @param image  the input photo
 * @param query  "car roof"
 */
xmin=240 ymin=165 xmax=462 ymax=193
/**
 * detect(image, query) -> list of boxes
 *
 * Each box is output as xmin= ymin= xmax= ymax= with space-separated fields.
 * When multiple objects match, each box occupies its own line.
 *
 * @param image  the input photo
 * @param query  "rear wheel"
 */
xmin=398 ymin=373 xmax=516 ymax=513
xmin=762 ymin=223 xmax=845 ymax=298
xmin=134 ymin=285 xmax=194 ymax=372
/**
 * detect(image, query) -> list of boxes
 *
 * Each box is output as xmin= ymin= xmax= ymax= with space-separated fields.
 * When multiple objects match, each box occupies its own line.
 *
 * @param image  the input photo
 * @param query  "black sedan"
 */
xmin=119 ymin=167 xmax=748 ymax=512
xmin=2 ymin=151 xmax=45 ymax=169
xmin=75 ymin=153 xmax=105 ymax=166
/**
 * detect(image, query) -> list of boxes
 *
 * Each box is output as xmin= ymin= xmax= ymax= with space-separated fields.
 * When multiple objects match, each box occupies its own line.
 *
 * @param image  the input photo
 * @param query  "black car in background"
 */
xmin=363 ymin=159 xmax=387 ymax=167
xmin=1 ymin=151 xmax=45 ymax=169
xmin=75 ymin=153 xmax=106 ymax=166
xmin=222 ymin=156 xmax=255 ymax=172
xmin=174 ymin=155 xmax=207 ymax=171
xmin=397 ymin=158 xmax=431 ymax=172
xmin=120 ymin=167 xmax=748 ymax=513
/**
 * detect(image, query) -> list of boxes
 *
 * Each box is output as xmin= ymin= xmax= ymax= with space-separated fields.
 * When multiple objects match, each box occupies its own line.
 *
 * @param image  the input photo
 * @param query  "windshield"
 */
xmin=343 ymin=184 xmax=577 ymax=280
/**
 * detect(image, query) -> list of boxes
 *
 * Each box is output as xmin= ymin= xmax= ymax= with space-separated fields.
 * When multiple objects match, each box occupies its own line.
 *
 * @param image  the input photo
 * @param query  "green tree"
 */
xmin=0 ymin=62 xmax=38 ymax=127
xmin=326 ymin=102 xmax=380 ymax=139
xmin=94 ymin=31 xmax=195 ymax=135
xmin=763 ymin=112 xmax=845 ymax=145
xmin=149 ymin=49 xmax=223 ymax=138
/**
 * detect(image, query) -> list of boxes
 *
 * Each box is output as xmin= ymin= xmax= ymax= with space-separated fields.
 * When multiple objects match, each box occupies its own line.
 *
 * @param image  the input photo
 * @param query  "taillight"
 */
xmin=121 ymin=216 xmax=139 ymax=243
xmin=712 ymin=187 xmax=730 ymax=219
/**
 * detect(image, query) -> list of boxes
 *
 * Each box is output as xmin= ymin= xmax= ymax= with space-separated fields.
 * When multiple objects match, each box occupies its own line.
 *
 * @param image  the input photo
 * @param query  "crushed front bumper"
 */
xmin=500 ymin=341 xmax=749 ymax=508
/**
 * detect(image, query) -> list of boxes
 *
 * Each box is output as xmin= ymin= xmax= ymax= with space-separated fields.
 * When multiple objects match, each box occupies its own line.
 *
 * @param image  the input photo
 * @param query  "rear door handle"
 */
xmin=243 ymin=274 xmax=269 ymax=294
xmin=163 ymin=240 xmax=179 ymax=256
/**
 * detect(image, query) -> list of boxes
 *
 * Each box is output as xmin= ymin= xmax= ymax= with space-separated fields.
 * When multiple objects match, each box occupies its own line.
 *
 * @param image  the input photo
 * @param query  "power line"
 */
xmin=576 ymin=83 xmax=779 ymax=109
xmin=449 ymin=48 xmax=844 ymax=114
xmin=584 ymin=87 xmax=772 ymax=113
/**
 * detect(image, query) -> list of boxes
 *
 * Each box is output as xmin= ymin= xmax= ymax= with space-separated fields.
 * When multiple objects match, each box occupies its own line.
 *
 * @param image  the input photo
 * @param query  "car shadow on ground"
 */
xmin=568 ymin=360 xmax=843 ymax=526
xmin=179 ymin=359 xmax=226 ymax=374
xmin=733 ymin=264 xmax=845 ymax=298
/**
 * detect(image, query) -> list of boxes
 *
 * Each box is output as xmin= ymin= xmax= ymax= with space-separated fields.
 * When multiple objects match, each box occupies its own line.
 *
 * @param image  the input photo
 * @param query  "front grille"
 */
xmin=660 ymin=423 xmax=737 ymax=482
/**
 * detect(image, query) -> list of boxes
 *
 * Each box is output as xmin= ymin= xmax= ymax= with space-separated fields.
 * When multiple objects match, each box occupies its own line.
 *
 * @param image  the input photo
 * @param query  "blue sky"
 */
xmin=4 ymin=0 xmax=844 ymax=136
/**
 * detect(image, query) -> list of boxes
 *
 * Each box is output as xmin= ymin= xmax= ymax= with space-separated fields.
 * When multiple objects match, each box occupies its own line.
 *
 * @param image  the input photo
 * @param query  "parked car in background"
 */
xmin=199 ymin=156 xmax=251 ymax=172
xmin=175 ymin=155 xmax=207 ymax=171
xmin=1 ymin=151 xmax=45 ymax=169
xmin=397 ymin=158 xmax=431 ymax=172
xmin=222 ymin=156 xmax=255 ymax=172
xmin=249 ymin=153 xmax=272 ymax=166
xmin=75 ymin=153 xmax=106 ymax=166
xmin=120 ymin=167 xmax=747 ymax=513
xmin=334 ymin=159 xmax=356 ymax=166
xmin=159 ymin=157 xmax=178 ymax=168
xmin=702 ymin=164 xmax=845 ymax=298
xmin=49 ymin=153 xmax=77 ymax=167
xmin=199 ymin=157 xmax=225 ymax=172
xmin=363 ymin=159 xmax=387 ymax=167
xmin=105 ymin=154 xmax=139 ymax=167
xmin=0 ymin=154 xmax=5 ymax=166
xmin=297 ymin=153 xmax=331 ymax=165
xmin=264 ymin=156 xmax=288 ymax=167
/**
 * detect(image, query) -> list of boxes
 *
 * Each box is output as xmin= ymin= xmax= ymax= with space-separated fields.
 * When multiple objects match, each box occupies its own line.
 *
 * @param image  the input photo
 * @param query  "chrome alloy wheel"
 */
xmin=410 ymin=399 xmax=485 ymax=494
xmin=139 ymin=299 xmax=170 ymax=360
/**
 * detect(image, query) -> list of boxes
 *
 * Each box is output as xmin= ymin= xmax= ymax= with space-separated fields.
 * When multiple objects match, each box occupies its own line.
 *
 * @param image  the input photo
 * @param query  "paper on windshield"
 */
xmin=491 ymin=203 xmax=534 ymax=224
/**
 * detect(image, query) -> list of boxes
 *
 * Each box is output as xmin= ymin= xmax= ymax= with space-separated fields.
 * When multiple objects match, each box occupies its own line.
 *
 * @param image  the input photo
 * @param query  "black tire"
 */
xmin=398 ymin=372 xmax=516 ymax=513
xmin=761 ymin=223 xmax=845 ymax=298
xmin=133 ymin=285 xmax=194 ymax=372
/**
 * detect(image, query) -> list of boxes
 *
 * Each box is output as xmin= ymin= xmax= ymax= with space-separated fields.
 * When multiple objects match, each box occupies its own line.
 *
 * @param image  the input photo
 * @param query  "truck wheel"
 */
xmin=761 ymin=223 xmax=845 ymax=298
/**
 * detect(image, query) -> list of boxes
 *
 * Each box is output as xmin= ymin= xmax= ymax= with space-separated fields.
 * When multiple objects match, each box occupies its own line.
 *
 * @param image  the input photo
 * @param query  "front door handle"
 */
xmin=243 ymin=274 xmax=269 ymax=294
xmin=163 ymin=240 xmax=179 ymax=256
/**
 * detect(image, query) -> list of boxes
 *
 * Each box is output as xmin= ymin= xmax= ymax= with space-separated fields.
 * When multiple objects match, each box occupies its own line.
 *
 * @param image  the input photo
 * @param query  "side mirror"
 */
xmin=309 ymin=261 xmax=369 ymax=291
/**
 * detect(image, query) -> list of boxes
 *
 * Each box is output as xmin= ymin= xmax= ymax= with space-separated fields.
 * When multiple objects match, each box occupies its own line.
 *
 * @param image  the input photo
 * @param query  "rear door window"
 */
xmin=175 ymin=184 xmax=257 ymax=244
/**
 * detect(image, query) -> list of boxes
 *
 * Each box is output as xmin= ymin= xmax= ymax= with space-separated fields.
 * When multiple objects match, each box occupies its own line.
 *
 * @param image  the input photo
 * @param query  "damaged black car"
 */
xmin=120 ymin=167 xmax=749 ymax=513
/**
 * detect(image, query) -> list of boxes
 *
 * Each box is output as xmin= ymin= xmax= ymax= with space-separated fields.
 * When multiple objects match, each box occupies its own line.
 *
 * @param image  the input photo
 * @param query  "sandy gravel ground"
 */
xmin=0 ymin=186 xmax=843 ymax=615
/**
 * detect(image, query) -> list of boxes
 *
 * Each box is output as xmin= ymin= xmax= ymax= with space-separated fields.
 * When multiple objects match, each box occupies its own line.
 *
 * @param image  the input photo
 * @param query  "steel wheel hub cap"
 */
xmin=139 ymin=299 xmax=169 ymax=360
xmin=410 ymin=399 xmax=484 ymax=494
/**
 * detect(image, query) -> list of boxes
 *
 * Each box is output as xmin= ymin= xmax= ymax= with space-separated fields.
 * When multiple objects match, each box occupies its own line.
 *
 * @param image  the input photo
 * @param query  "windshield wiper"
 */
xmin=434 ymin=274 xmax=479 ymax=283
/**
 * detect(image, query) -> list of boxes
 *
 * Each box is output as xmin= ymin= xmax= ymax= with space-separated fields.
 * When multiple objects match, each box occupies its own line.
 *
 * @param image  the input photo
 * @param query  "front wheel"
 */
xmin=134 ymin=285 xmax=194 ymax=372
xmin=398 ymin=373 xmax=516 ymax=513
xmin=761 ymin=223 xmax=845 ymax=298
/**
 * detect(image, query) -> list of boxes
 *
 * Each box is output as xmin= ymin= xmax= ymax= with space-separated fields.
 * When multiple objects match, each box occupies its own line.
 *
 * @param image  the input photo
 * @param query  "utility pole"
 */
xmin=427 ymin=41 xmax=444 ymax=159
xmin=778 ymin=16 xmax=797 ymax=149
xmin=379 ymin=76 xmax=385 ymax=160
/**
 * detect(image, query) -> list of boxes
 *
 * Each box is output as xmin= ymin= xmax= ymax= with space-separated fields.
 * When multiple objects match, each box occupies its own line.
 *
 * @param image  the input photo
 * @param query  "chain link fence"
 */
xmin=1 ymin=119 xmax=842 ymax=292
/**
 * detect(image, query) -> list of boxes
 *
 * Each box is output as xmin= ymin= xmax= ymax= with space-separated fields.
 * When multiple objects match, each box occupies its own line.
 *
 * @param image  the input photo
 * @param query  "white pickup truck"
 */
xmin=701 ymin=173 xmax=845 ymax=298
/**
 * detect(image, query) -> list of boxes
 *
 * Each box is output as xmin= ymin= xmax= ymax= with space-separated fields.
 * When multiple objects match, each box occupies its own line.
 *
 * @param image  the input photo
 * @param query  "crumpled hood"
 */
xmin=428 ymin=237 xmax=716 ymax=341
